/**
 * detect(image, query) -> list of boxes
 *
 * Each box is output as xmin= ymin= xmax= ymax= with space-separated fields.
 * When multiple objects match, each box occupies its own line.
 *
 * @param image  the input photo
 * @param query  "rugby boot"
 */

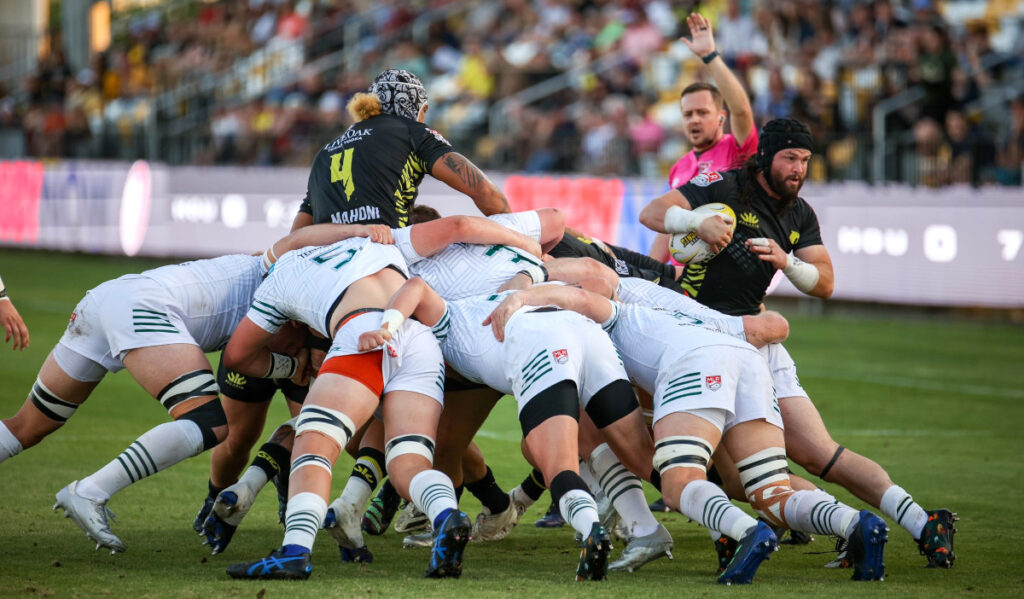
xmin=471 ymin=501 xmax=519 ymax=542
xmin=226 ymin=546 xmax=312 ymax=580
xmin=718 ymin=522 xmax=777 ymax=585
xmin=54 ymin=481 xmax=126 ymax=554
xmin=271 ymin=468 xmax=289 ymax=525
xmin=202 ymin=485 xmax=258 ymax=555
xmin=423 ymin=509 xmax=471 ymax=578
xmin=608 ymin=523 xmax=673 ymax=572
xmin=575 ymin=522 xmax=612 ymax=581
xmin=917 ymin=509 xmax=958 ymax=569
xmin=714 ymin=534 xmax=739 ymax=574
xmin=403 ymin=530 xmax=433 ymax=548
xmin=847 ymin=510 xmax=888 ymax=581
xmin=323 ymin=505 xmax=374 ymax=563
xmin=193 ymin=496 xmax=214 ymax=535
xmin=362 ymin=484 xmax=401 ymax=536
xmin=534 ymin=501 xmax=566 ymax=528
xmin=394 ymin=500 xmax=429 ymax=533
xmin=824 ymin=536 xmax=852 ymax=569
xmin=649 ymin=496 xmax=670 ymax=512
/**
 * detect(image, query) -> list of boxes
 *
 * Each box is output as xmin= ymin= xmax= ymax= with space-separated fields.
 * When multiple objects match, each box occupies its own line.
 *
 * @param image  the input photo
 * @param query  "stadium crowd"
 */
xmin=1 ymin=0 xmax=1023 ymax=185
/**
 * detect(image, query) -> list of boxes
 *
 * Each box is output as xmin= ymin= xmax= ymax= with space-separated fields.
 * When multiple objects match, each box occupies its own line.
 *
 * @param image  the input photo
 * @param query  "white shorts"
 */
xmin=652 ymin=344 xmax=783 ymax=432
xmin=759 ymin=343 xmax=807 ymax=400
xmin=57 ymin=278 xmax=199 ymax=375
xmin=503 ymin=310 xmax=627 ymax=415
xmin=325 ymin=311 xmax=445 ymax=406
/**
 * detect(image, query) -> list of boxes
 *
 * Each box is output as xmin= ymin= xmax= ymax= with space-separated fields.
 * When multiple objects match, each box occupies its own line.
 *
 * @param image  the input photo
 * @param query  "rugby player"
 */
xmin=640 ymin=117 xmax=957 ymax=569
xmin=0 ymin=272 xmax=30 ymax=351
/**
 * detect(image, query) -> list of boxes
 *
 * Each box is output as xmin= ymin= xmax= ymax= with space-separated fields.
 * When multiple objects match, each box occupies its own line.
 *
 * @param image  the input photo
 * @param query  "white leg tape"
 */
xmin=736 ymin=447 xmax=790 ymax=493
xmin=291 ymin=453 xmax=334 ymax=475
xmin=295 ymin=405 xmax=355 ymax=449
xmin=653 ymin=435 xmax=713 ymax=475
xmin=384 ymin=434 xmax=435 ymax=470
xmin=30 ymin=378 xmax=79 ymax=423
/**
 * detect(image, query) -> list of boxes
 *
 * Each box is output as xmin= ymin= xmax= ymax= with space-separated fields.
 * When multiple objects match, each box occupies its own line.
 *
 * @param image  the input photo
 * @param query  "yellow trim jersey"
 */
xmin=300 ymin=113 xmax=454 ymax=227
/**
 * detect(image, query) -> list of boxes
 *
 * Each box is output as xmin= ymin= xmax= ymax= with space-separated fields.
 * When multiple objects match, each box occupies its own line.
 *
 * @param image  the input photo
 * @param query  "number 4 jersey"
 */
xmin=299 ymin=113 xmax=455 ymax=228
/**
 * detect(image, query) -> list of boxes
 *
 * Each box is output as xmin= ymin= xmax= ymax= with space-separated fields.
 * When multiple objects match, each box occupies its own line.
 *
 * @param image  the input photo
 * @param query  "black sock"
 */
xmin=520 ymin=468 xmax=546 ymax=501
xmin=380 ymin=478 xmax=399 ymax=503
xmin=466 ymin=466 xmax=511 ymax=513
xmin=649 ymin=468 xmax=662 ymax=493
xmin=251 ymin=441 xmax=292 ymax=479
xmin=455 ymin=485 xmax=464 ymax=503
xmin=207 ymin=479 xmax=224 ymax=500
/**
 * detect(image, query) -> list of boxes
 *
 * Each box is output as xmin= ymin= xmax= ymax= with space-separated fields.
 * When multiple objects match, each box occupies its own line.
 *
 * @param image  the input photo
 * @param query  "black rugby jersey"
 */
xmin=676 ymin=169 xmax=823 ymax=316
xmin=299 ymin=113 xmax=454 ymax=227
xmin=550 ymin=233 xmax=682 ymax=291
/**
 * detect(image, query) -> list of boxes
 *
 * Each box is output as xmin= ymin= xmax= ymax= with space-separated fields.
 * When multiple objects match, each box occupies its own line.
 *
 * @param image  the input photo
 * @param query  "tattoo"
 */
xmin=443 ymin=152 xmax=485 ymax=192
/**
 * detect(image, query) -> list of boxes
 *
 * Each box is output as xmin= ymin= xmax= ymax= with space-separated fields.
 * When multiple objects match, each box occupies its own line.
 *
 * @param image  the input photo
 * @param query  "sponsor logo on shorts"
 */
xmin=386 ymin=344 xmax=398 ymax=358
xmin=69 ymin=312 xmax=77 ymax=324
xmin=705 ymin=375 xmax=722 ymax=391
xmin=553 ymin=349 xmax=569 ymax=364
xmin=226 ymin=371 xmax=247 ymax=388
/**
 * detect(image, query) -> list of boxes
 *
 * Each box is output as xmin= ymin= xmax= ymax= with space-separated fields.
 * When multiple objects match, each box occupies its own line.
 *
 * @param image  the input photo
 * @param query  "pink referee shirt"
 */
xmin=667 ymin=130 xmax=759 ymax=188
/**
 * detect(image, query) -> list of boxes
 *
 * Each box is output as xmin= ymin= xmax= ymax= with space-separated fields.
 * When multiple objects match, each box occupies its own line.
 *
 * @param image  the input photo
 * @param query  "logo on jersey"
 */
xmin=69 ymin=312 xmax=77 ymax=324
xmin=330 ymin=206 xmax=381 ymax=224
xmin=426 ymin=128 xmax=452 ymax=146
xmin=553 ymin=349 xmax=569 ymax=364
xmin=386 ymin=344 xmax=398 ymax=358
xmin=226 ymin=371 xmax=247 ymax=387
xmin=689 ymin=171 xmax=723 ymax=187
xmin=705 ymin=375 xmax=722 ymax=391
xmin=324 ymin=127 xmax=373 ymax=151
xmin=739 ymin=212 xmax=760 ymax=229
xmin=790 ymin=230 xmax=800 ymax=245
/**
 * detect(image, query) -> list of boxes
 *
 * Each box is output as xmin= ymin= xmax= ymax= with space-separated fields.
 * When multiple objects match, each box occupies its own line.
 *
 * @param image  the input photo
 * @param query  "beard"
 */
xmin=767 ymin=170 xmax=805 ymax=202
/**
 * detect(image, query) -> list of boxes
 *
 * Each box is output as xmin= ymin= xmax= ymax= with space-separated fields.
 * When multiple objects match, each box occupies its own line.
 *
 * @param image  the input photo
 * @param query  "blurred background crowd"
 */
xmin=1 ymin=0 xmax=1022 ymax=186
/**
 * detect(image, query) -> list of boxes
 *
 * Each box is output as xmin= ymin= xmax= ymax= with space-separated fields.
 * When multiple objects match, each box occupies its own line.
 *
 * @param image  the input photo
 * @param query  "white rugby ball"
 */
xmin=668 ymin=203 xmax=737 ymax=264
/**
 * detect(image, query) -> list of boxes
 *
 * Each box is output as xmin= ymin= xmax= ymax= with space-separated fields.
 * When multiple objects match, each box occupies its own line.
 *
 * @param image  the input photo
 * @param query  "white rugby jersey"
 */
xmin=126 ymin=254 xmax=264 ymax=352
xmin=617 ymin=277 xmax=747 ymax=341
xmin=393 ymin=212 xmax=543 ymax=300
xmin=247 ymin=237 xmax=408 ymax=337
xmin=607 ymin=302 xmax=752 ymax=395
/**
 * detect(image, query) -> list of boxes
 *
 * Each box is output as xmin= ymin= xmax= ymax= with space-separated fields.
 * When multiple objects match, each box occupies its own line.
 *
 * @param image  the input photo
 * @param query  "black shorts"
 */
xmin=216 ymin=361 xmax=309 ymax=404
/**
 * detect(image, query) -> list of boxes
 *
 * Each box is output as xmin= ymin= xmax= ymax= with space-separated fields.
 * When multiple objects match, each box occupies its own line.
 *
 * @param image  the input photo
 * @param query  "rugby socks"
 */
xmin=550 ymin=470 xmax=600 ymax=538
xmin=465 ymin=466 xmax=512 ymax=514
xmin=409 ymin=469 xmax=459 ymax=527
xmin=509 ymin=469 xmax=545 ymax=512
xmin=679 ymin=480 xmax=757 ymax=541
xmin=77 ymin=420 xmax=205 ymax=501
xmin=206 ymin=479 xmax=224 ymax=501
xmin=0 ymin=422 xmax=23 ymax=462
xmin=226 ymin=440 xmax=292 ymax=500
xmin=880 ymin=485 xmax=930 ymax=539
xmin=587 ymin=443 xmax=659 ymax=538
xmin=783 ymin=489 xmax=860 ymax=538
xmin=282 ymin=491 xmax=327 ymax=552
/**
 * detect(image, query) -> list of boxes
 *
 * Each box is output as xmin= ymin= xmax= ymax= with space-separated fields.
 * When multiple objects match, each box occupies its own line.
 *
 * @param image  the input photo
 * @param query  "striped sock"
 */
xmin=77 ymin=420 xmax=204 ymax=501
xmin=409 ymin=469 xmax=458 ymax=526
xmin=558 ymin=489 xmax=600 ymax=538
xmin=588 ymin=443 xmax=658 ymax=537
xmin=679 ymin=480 xmax=757 ymax=541
xmin=783 ymin=489 xmax=859 ymax=538
xmin=880 ymin=485 xmax=929 ymax=538
xmin=282 ymin=492 xmax=327 ymax=552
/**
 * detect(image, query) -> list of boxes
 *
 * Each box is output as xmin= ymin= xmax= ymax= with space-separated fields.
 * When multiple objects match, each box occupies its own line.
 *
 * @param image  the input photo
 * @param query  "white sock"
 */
xmin=880 ymin=485 xmax=929 ymax=538
xmin=409 ymin=469 xmax=458 ymax=525
xmin=283 ymin=491 xmax=327 ymax=552
xmin=328 ymin=477 xmax=373 ymax=548
xmin=558 ymin=488 xmax=601 ymax=538
xmin=0 ymin=422 xmax=23 ymax=462
xmin=510 ymin=485 xmax=536 ymax=510
xmin=783 ymin=489 xmax=860 ymax=538
xmin=579 ymin=458 xmax=601 ymax=494
xmin=77 ymin=420 xmax=205 ymax=501
xmin=236 ymin=464 xmax=271 ymax=496
xmin=679 ymin=479 xmax=757 ymax=541
xmin=588 ymin=443 xmax=659 ymax=538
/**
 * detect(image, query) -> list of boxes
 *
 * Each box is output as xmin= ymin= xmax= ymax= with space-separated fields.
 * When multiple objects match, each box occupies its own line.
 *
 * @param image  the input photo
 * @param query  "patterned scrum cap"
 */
xmin=369 ymin=69 xmax=428 ymax=121
xmin=756 ymin=118 xmax=814 ymax=175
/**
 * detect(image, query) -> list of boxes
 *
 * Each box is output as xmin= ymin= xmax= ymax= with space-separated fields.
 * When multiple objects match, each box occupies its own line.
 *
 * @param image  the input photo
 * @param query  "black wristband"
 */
xmin=701 ymin=50 xmax=719 ymax=64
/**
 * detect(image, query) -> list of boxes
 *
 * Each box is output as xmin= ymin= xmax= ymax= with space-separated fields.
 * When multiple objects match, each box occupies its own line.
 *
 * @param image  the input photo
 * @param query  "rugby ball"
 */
xmin=668 ymin=203 xmax=736 ymax=264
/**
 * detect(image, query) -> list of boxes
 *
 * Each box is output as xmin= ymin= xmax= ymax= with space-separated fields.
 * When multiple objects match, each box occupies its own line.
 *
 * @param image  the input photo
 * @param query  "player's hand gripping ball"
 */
xmin=668 ymin=203 xmax=736 ymax=264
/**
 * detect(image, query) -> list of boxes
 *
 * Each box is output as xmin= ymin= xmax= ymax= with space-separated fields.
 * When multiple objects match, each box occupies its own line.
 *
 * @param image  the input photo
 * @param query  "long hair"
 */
xmin=736 ymin=156 xmax=797 ymax=218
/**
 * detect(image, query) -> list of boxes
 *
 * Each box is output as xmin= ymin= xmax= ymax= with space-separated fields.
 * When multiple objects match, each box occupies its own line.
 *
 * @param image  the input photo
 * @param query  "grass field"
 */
xmin=1 ymin=248 xmax=1022 ymax=598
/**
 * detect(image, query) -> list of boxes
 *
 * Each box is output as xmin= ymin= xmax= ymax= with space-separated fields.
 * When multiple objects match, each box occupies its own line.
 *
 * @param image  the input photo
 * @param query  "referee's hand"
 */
xmin=0 ymin=300 xmax=29 ymax=351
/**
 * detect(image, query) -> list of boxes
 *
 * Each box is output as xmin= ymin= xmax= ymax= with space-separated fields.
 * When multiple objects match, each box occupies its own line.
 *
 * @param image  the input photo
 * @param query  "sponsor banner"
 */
xmin=1 ymin=161 xmax=1021 ymax=308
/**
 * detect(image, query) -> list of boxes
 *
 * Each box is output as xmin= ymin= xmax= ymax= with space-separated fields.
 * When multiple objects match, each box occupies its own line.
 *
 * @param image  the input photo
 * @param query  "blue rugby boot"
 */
xmin=226 ymin=545 xmax=312 ymax=580
xmin=423 ymin=509 xmax=471 ymax=578
xmin=848 ymin=510 xmax=888 ymax=581
xmin=718 ymin=521 xmax=777 ymax=585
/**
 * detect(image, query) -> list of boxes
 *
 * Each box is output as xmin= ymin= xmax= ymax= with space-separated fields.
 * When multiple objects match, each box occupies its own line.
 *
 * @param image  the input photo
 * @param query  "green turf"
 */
xmin=1 ymin=248 xmax=1022 ymax=597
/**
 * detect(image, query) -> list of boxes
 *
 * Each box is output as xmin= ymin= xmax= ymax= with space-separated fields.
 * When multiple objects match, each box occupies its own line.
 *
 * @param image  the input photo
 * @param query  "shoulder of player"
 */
xmin=686 ymin=168 xmax=738 ymax=189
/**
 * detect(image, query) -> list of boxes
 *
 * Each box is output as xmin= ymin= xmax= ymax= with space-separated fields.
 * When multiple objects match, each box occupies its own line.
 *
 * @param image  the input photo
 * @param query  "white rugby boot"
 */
xmin=470 ymin=500 xmax=519 ymax=542
xmin=608 ymin=524 xmax=674 ymax=572
xmin=393 ymin=500 xmax=429 ymax=533
xmin=54 ymin=481 xmax=126 ymax=554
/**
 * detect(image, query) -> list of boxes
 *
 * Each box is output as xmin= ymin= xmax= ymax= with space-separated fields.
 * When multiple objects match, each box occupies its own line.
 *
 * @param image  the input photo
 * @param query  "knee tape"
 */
xmin=30 ymin=379 xmax=79 ymax=423
xmin=295 ymin=405 xmax=355 ymax=450
xmin=736 ymin=447 xmax=792 ymax=527
xmin=653 ymin=436 xmax=712 ymax=476
xmin=291 ymin=453 xmax=333 ymax=475
xmin=157 ymin=370 xmax=218 ymax=413
xmin=384 ymin=434 xmax=435 ymax=470
xmin=179 ymin=398 xmax=228 ymax=450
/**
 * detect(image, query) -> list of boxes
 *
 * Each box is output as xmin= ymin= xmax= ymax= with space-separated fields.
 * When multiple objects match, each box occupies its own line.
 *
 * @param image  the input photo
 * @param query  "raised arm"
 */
xmin=681 ymin=13 xmax=755 ymax=144
xmin=432 ymin=152 xmax=510 ymax=215
xmin=410 ymin=215 xmax=541 ymax=259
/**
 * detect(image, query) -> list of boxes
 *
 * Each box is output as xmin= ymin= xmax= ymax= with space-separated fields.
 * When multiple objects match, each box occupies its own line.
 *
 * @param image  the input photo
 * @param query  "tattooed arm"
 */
xmin=432 ymin=152 xmax=510 ymax=215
